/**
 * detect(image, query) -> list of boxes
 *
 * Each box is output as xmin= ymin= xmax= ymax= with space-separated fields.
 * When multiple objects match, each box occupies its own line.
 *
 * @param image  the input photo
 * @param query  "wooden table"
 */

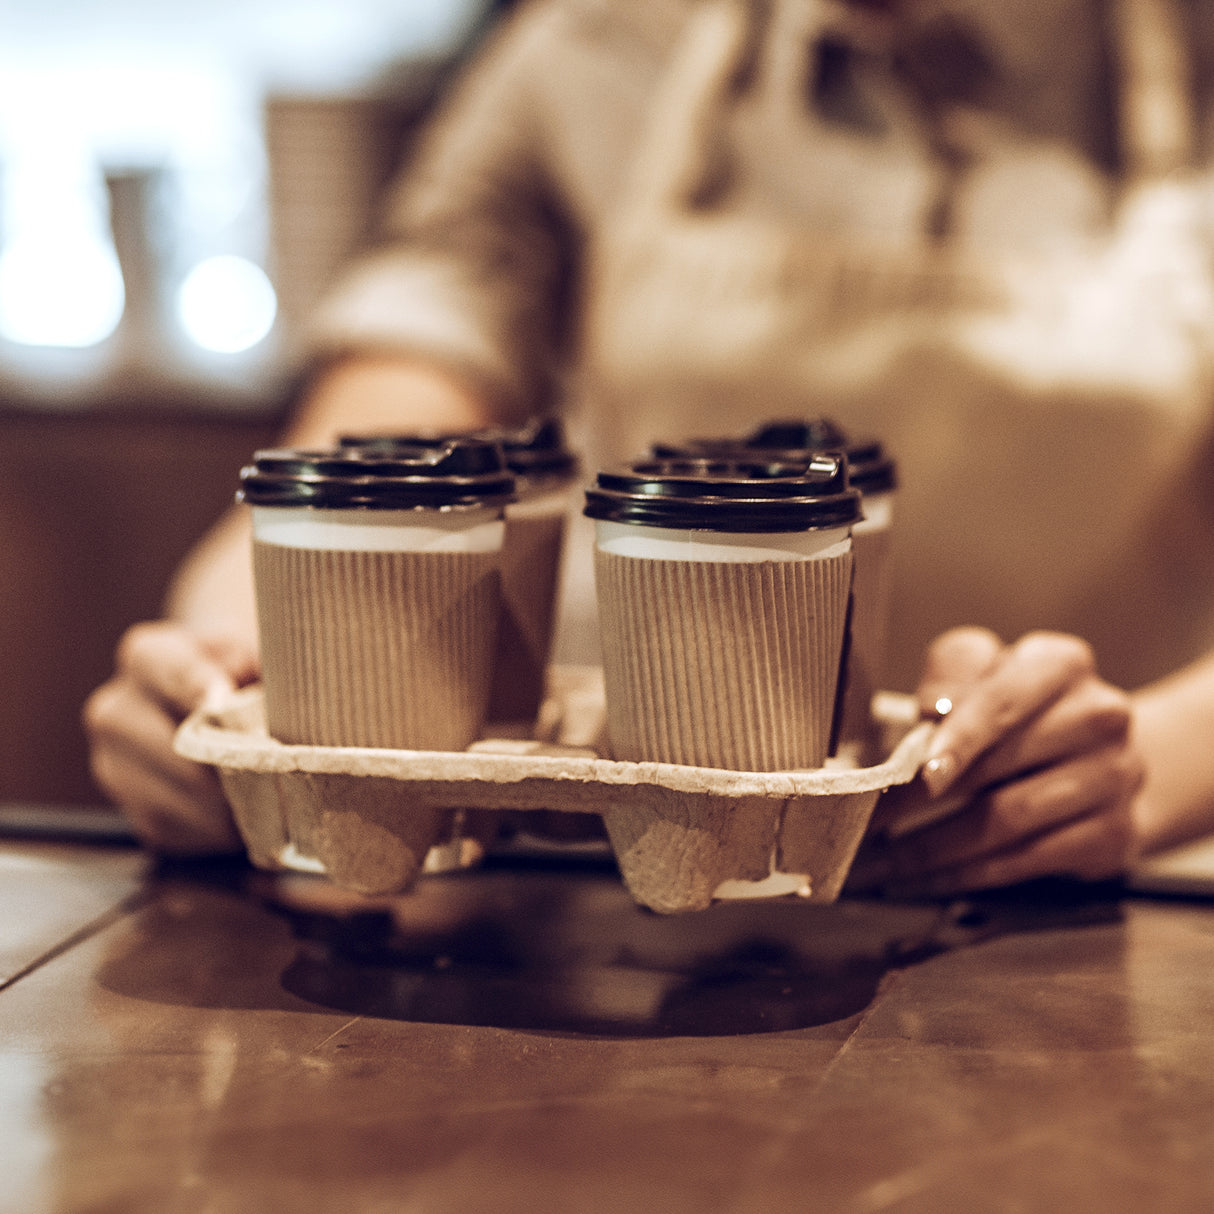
xmin=1 ymin=821 xmax=1211 ymax=1214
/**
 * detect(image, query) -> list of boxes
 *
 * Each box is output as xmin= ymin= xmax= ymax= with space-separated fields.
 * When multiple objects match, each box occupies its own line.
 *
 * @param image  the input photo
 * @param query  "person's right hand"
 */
xmin=83 ymin=621 xmax=259 ymax=855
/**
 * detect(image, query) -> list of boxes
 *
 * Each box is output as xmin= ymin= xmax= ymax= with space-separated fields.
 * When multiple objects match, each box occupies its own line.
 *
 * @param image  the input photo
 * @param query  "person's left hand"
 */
xmin=848 ymin=627 xmax=1145 ymax=897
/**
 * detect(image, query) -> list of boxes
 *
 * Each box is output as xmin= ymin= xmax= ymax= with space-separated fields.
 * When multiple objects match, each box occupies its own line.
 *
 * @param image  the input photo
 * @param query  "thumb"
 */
xmin=118 ymin=622 xmax=252 ymax=719
xmin=199 ymin=633 xmax=261 ymax=689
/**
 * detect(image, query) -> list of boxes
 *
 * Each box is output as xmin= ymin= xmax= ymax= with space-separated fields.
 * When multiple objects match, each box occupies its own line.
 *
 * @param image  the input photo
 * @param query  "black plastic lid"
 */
xmin=237 ymin=439 xmax=516 ymax=510
xmin=495 ymin=415 xmax=579 ymax=477
xmin=746 ymin=417 xmax=850 ymax=450
xmin=653 ymin=416 xmax=897 ymax=494
xmin=745 ymin=418 xmax=897 ymax=493
xmin=583 ymin=454 xmax=862 ymax=533
xmin=339 ymin=415 xmax=578 ymax=479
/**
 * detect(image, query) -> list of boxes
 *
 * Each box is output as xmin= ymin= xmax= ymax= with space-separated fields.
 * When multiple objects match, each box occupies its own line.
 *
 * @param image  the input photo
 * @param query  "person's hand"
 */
xmin=83 ymin=621 xmax=259 ymax=855
xmin=849 ymin=627 xmax=1144 ymax=897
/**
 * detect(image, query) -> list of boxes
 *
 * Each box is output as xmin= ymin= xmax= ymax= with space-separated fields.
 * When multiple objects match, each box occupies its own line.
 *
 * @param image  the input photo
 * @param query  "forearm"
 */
xmin=279 ymin=353 xmax=506 ymax=445
xmin=165 ymin=354 xmax=502 ymax=642
xmin=1132 ymin=651 xmax=1214 ymax=853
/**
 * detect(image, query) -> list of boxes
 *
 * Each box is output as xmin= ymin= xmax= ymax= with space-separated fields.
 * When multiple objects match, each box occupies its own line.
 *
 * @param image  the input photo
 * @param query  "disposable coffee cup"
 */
xmin=238 ymin=440 xmax=515 ymax=751
xmin=584 ymin=455 xmax=861 ymax=772
xmin=341 ymin=417 xmax=579 ymax=729
xmin=744 ymin=420 xmax=897 ymax=762
xmin=654 ymin=417 xmax=897 ymax=762
xmin=478 ymin=416 xmax=579 ymax=727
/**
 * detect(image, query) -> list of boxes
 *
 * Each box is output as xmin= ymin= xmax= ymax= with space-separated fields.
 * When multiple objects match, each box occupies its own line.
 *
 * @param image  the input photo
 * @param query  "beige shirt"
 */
xmin=311 ymin=0 xmax=1214 ymax=690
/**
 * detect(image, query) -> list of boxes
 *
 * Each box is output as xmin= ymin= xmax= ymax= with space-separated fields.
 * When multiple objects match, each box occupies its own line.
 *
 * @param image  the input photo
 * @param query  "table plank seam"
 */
xmin=0 ymin=890 xmax=151 ymax=994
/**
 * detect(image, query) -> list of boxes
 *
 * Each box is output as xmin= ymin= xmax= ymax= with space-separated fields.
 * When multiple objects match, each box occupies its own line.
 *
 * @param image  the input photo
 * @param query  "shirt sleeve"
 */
xmin=305 ymin=1 xmax=581 ymax=416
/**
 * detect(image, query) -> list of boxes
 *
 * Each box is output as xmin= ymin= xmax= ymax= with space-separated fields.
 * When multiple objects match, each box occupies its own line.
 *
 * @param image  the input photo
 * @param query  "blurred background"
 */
xmin=0 ymin=0 xmax=511 ymax=807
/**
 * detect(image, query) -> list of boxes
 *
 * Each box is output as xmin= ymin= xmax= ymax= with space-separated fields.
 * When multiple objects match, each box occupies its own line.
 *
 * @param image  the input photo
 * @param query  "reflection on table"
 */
xmin=0 ymin=828 xmax=1211 ymax=1214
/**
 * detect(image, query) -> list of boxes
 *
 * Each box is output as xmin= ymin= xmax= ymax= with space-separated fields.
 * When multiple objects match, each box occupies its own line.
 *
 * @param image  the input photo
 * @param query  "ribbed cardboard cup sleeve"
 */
xmin=487 ymin=501 xmax=568 ymax=726
xmin=595 ymin=546 xmax=853 ymax=771
xmin=254 ymin=541 xmax=501 ymax=751
xmin=834 ymin=516 xmax=894 ymax=761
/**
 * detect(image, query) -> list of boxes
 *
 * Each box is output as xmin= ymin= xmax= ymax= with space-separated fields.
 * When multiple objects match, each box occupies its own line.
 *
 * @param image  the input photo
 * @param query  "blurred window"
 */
xmin=0 ymin=0 xmax=486 ymax=402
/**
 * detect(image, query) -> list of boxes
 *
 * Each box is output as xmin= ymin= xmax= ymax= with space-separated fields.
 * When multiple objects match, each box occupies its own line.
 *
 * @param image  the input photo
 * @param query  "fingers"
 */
xmin=916 ymin=626 xmax=1003 ymax=719
xmin=854 ymin=743 xmax=1142 ymax=892
xmin=115 ymin=621 xmax=254 ymax=717
xmin=90 ymin=740 xmax=240 ymax=855
xmin=83 ymin=621 xmax=254 ymax=856
xmin=198 ymin=632 xmax=261 ymax=690
xmin=920 ymin=632 xmax=1099 ymax=797
xmin=939 ymin=675 xmax=1133 ymax=801
xmin=83 ymin=675 xmax=221 ymax=801
xmin=869 ymin=796 xmax=1138 ymax=898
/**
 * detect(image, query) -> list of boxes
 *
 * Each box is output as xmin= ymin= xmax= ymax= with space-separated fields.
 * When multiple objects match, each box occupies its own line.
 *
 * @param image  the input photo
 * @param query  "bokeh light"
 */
xmin=176 ymin=254 xmax=277 ymax=353
xmin=0 ymin=231 xmax=125 ymax=348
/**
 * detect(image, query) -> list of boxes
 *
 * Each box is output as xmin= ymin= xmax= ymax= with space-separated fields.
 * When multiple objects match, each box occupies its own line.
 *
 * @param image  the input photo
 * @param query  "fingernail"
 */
xmin=922 ymin=752 xmax=957 ymax=797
